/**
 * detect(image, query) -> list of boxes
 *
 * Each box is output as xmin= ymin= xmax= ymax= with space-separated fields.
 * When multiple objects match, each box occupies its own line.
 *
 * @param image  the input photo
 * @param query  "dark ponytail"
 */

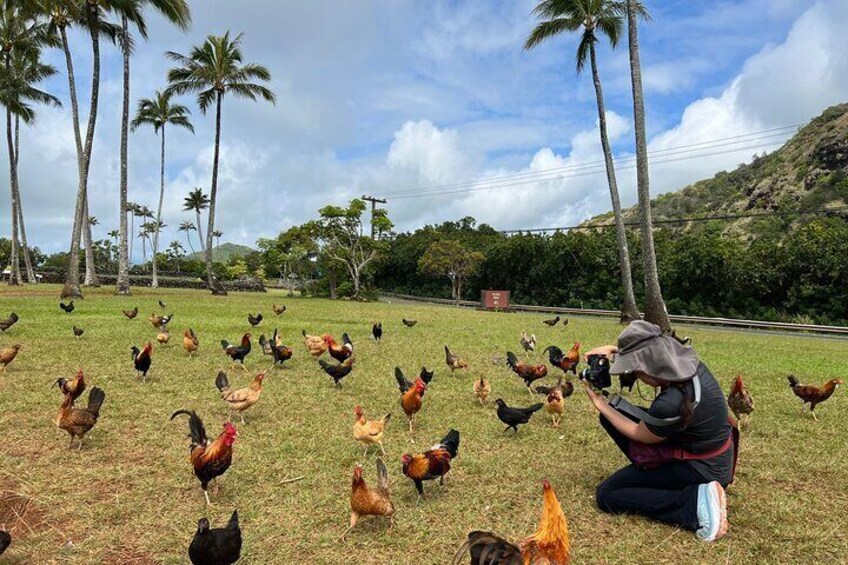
xmin=674 ymin=383 xmax=694 ymax=427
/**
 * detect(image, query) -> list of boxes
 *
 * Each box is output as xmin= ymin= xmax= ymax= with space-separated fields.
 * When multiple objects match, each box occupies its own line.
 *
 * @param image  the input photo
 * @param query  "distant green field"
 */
xmin=0 ymin=284 xmax=846 ymax=564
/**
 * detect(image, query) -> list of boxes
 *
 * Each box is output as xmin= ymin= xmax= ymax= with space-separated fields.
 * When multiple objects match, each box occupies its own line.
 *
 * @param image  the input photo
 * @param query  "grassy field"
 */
xmin=0 ymin=284 xmax=847 ymax=564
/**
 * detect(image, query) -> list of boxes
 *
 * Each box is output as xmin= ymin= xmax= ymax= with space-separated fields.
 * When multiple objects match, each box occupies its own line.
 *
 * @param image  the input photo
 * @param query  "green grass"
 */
xmin=0 ymin=285 xmax=847 ymax=564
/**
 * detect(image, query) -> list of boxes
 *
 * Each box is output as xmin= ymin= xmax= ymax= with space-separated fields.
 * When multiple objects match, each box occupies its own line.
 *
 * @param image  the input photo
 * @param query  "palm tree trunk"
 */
xmin=129 ymin=211 xmax=134 ymax=265
xmin=81 ymin=1 xmax=101 ymax=287
xmin=205 ymin=92 xmax=226 ymax=294
xmin=184 ymin=231 xmax=195 ymax=255
xmin=13 ymin=116 xmax=34 ymax=283
xmin=59 ymin=25 xmax=85 ymax=299
xmin=141 ymin=235 xmax=147 ymax=266
xmin=626 ymin=2 xmax=670 ymax=332
xmin=195 ymin=209 xmax=205 ymax=253
xmin=5 ymin=103 xmax=21 ymax=286
xmin=152 ymin=127 xmax=165 ymax=288
xmin=589 ymin=41 xmax=640 ymax=323
xmin=116 ymin=15 xmax=131 ymax=295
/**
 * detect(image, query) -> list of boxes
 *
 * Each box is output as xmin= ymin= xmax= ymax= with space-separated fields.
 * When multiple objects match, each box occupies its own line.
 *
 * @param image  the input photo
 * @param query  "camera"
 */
xmin=580 ymin=354 xmax=612 ymax=390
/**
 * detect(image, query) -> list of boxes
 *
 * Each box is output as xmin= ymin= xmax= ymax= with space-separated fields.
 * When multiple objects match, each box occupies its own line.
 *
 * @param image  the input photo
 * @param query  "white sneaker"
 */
xmin=696 ymin=481 xmax=728 ymax=542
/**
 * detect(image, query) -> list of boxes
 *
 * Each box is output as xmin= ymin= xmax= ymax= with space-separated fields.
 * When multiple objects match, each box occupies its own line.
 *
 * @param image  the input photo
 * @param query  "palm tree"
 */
xmin=211 ymin=229 xmax=222 ymax=261
xmin=178 ymin=220 xmax=196 ymax=254
xmin=37 ymin=1 xmax=123 ymax=297
xmin=182 ymin=187 xmax=209 ymax=253
xmin=625 ymin=0 xmax=669 ymax=331
xmin=0 ymin=7 xmax=59 ymax=285
xmin=138 ymin=225 xmax=150 ymax=268
xmin=126 ymin=200 xmax=140 ymax=263
xmin=167 ymin=239 xmax=184 ymax=271
xmin=131 ymin=89 xmax=193 ymax=288
xmin=166 ymin=31 xmax=275 ymax=294
xmin=525 ymin=0 xmax=641 ymax=323
xmin=116 ymin=0 xmax=190 ymax=296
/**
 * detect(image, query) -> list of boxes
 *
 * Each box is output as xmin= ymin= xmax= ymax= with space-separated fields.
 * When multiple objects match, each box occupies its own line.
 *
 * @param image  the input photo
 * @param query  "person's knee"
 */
xmin=595 ymin=479 xmax=614 ymax=513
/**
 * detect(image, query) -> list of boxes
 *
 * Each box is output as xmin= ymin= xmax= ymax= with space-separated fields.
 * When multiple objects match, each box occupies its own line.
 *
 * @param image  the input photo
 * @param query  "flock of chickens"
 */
xmin=0 ymin=303 xmax=844 ymax=564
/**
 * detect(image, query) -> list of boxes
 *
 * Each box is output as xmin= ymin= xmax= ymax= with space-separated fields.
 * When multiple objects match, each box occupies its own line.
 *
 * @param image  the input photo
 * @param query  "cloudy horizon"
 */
xmin=2 ymin=0 xmax=847 ymax=258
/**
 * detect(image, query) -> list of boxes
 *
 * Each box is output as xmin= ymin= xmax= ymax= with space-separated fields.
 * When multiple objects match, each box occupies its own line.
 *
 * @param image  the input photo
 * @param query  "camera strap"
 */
xmin=608 ymin=375 xmax=701 ymax=429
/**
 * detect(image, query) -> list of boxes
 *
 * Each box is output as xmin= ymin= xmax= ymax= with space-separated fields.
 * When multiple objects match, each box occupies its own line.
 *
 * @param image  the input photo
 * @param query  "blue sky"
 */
xmin=3 ymin=0 xmax=847 ymax=257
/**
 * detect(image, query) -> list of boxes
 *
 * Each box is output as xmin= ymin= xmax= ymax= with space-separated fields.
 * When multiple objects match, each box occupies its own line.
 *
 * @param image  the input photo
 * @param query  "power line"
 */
xmin=499 ymin=206 xmax=848 ymax=234
xmin=378 ymin=124 xmax=800 ymax=199
xmin=388 ymin=139 xmax=788 ymax=201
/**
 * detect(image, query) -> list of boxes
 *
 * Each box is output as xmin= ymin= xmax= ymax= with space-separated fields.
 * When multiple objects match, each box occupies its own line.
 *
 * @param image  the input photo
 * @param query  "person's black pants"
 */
xmin=595 ymin=414 xmax=707 ymax=531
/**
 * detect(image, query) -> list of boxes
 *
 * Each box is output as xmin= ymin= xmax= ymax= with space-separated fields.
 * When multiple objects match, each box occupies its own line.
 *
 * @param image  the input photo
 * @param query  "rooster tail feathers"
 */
xmin=220 ymin=340 xmax=231 ymax=350
xmin=382 ymin=412 xmax=393 ymax=423
xmin=342 ymin=332 xmax=352 ymax=346
xmin=170 ymin=409 xmax=208 ymax=445
xmin=506 ymin=351 xmax=518 ymax=368
xmin=544 ymin=345 xmax=563 ymax=360
xmin=787 ymin=374 xmax=799 ymax=388
xmin=86 ymin=387 xmax=106 ymax=416
xmin=394 ymin=367 xmax=409 ymax=391
xmin=215 ymin=371 xmax=230 ymax=392
xmin=227 ymin=510 xmax=240 ymax=532
xmin=258 ymin=335 xmax=267 ymax=348
xmin=527 ymin=403 xmax=544 ymax=414
xmin=301 ymin=329 xmax=307 ymax=338
xmin=441 ymin=429 xmax=460 ymax=458
xmin=376 ymin=458 xmax=390 ymax=491
xmin=318 ymin=359 xmax=332 ymax=371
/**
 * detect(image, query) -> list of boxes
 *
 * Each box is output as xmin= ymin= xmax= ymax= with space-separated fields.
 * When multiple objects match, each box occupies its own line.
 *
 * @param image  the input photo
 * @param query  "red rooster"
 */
xmin=727 ymin=374 xmax=754 ymax=428
xmin=544 ymin=342 xmax=580 ymax=375
xmin=170 ymin=410 xmax=238 ymax=505
xmin=787 ymin=375 xmax=842 ymax=421
xmin=131 ymin=343 xmax=153 ymax=381
xmin=395 ymin=368 xmax=427 ymax=432
xmin=507 ymin=351 xmax=548 ymax=393
xmin=401 ymin=429 xmax=460 ymax=502
xmin=327 ymin=333 xmax=354 ymax=363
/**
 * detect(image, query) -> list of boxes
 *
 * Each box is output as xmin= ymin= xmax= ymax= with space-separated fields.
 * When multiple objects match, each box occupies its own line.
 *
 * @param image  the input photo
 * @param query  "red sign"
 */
xmin=481 ymin=290 xmax=510 ymax=309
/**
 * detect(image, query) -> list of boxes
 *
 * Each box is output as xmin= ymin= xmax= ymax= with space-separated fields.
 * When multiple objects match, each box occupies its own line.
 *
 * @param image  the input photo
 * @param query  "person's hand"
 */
xmin=582 ymin=379 xmax=607 ymax=412
xmin=584 ymin=344 xmax=618 ymax=363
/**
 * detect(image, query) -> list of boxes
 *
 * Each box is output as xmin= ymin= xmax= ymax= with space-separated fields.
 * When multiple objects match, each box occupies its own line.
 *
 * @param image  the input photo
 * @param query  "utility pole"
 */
xmin=361 ymin=195 xmax=387 ymax=239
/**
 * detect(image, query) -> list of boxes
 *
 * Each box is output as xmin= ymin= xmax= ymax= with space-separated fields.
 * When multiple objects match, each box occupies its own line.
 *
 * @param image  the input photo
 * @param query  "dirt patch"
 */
xmin=0 ymin=485 xmax=47 ymax=541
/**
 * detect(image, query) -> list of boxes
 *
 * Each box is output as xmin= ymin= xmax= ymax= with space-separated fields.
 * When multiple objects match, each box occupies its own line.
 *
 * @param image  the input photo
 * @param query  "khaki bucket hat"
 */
xmin=609 ymin=320 xmax=699 ymax=382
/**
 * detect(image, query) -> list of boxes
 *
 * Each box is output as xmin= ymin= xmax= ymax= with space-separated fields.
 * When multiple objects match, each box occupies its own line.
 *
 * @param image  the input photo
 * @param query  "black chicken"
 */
xmin=247 ymin=313 xmax=263 ymax=327
xmin=419 ymin=367 xmax=435 ymax=385
xmin=258 ymin=329 xmax=292 ymax=367
xmin=495 ymin=399 xmax=543 ymax=434
xmin=73 ymin=325 xmax=84 ymax=339
xmin=535 ymin=377 xmax=574 ymax=398
xmin=60 ymin=300 xmax=75 ymax=313
xmin=372 ymin=322 xmax=383 ymax=341
xmin=0 ymin=312 xmax=18 ymax=332
xmin=402 ymin=318 xmax=417 ymax=328
xmin=159 ymin=299 xmax=167 ymax=309
xmin=221 ymin=333 xmax=252 ymax=370
xmin=542 ymin=315 xmax=559 ymax=327
xmin=318 ymin=357 xmax=355 ymax=387
xmin=189 ymin=510 xmax=242 ymax=565
xmin=0 ymin=529 xmax=10 ymax=556
xmin=619 ymin=372 xmax=638 ymax=393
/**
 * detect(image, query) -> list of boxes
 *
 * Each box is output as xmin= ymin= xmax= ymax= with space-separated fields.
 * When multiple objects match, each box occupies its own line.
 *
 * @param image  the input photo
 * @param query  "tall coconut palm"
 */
xmin=182 ymin=187 xmax=209 ymax=253
xmin=624 ymin=0 xmax=670 ymax=331
xmin=178 ymin=220 xmax=196 ymax=254
xmin=126 ymin=200 xmax=140 ymax=263
xmin=525 ymin=0 xmax=641 ymax=323
xmin=211 ymin=229 xmax=222 ymax=260
xmin=131 ymin=89 xmax=193 ymax=288
xmin=116 ymin=0 xmax=190 ymax=296
xmin=138 ymin=224 xmax=151 ymax=268
xmin=167 ymin=239 xmax=184 ymax=271
xmin=37 ymin=0 xmax=122 ymax=297
xmin=166 ymin=31 xmax=275 ymax=295
xmin=0 ymin=7 xmax=59 ymax=285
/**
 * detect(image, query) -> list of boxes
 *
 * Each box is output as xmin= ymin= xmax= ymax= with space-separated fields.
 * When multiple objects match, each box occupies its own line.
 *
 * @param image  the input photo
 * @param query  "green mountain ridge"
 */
xmin=187 ymin=242 xmax=254 ymax=262
xmin=586 ymin=103 xmax=848 ymax=238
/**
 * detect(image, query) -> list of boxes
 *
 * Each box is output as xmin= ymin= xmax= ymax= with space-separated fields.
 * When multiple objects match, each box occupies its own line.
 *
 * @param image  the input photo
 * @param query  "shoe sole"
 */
xmin=710 ymin=481 xmax=728 ymax=541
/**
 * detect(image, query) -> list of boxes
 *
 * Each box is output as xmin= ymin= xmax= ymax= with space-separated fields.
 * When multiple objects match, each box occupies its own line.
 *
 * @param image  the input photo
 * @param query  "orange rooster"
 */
xmin=183 ymin=328 xmax=199 ymax=356
xmin=53 ymin=369 xmax=86 ymax=403
xmin=56 ymin=387 xmax=106 ymax=450
xmin=727 ymin=374 xmax=754 ymax=428
xmin=507 ymin=351 xmax=549 ymax=393
xmin=395 ymin=368 xmax=427 ymax=432
xmin=327 ymin=333 xmax=354 ymax=363
xmin=170 ymin=410 xmax=238 ymax=506
xmin=215 ymin=372 xmax=264 ymax=424
xmin=454 ymin=480 xmax=570 ymax=565
xmin=545 ymin=378 xmax=566 ymax=429
xmin=353 ymin=406 xmax=391 ymax=457
xmin=0 ymin=344 xmax=21 ymax=372
xmin=788 ymin=375 xmax=843 ymax=421
xmin=341 ymin=458 xmax=394 ymax=540
xmin=302 ymin=330 xmax=329 ymax=358
xmin=402 ymin=429 xmax=460 ymax=502
xmin=544 ymin=343 xmax=580 ymax=375
xmin=473 ymin=376 xmax=491 ymax=406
